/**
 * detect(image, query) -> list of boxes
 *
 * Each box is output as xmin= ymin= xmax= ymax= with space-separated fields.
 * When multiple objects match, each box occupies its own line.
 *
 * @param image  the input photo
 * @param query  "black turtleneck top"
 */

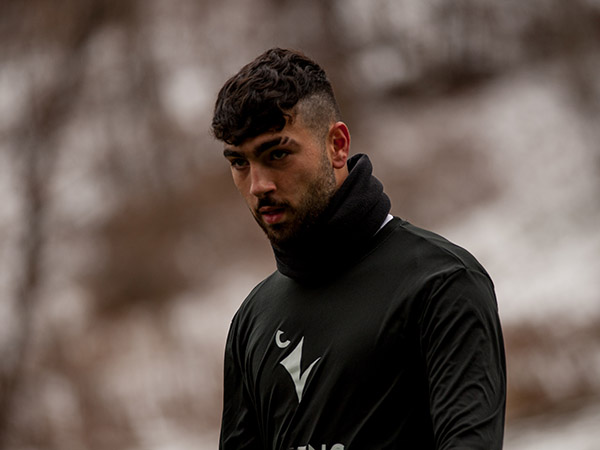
xmin=220 ymin=155 xmax=506 ymax=450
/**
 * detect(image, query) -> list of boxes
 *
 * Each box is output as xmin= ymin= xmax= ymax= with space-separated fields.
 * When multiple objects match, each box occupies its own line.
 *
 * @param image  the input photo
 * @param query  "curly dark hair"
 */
xmin=212 ymin=48 xmax=341 ymax=146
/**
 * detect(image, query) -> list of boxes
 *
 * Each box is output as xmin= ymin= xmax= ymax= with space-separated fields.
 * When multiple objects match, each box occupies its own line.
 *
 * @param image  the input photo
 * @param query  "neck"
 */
xmin=273 ymin=154 xmax=391 ymax=283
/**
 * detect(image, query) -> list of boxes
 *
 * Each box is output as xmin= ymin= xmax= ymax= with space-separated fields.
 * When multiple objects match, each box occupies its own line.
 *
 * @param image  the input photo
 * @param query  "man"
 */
xmin=212 ymin=48 xmax=506 ymax=449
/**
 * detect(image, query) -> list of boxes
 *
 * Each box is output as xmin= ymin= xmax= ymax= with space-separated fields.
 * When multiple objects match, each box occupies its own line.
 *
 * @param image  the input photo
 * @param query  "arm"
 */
xmin=420 ymin=268 xmax=506 ymax=450
xmin=219 ymin=320 xmax=261 ymax=450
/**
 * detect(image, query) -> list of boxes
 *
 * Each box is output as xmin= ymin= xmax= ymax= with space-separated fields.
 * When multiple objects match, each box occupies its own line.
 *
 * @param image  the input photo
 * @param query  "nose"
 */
xmin=249 ymin=165 xmax=276 ymax=197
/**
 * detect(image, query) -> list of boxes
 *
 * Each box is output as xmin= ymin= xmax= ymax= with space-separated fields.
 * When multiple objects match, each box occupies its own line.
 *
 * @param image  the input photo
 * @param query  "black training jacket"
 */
xmin=220 ymin=218 xmax=506 ymax=450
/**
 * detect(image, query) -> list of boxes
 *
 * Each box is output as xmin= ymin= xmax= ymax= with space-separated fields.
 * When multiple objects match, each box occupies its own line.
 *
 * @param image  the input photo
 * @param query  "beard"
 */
xmin=252 ymin=153 xmax=337 ymax=248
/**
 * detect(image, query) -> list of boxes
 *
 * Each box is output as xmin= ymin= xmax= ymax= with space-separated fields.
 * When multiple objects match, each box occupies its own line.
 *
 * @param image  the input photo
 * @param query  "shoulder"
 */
xmin=380 ymin=217 xmax=491 ymax=279
xmin=230 ymin=270 xmax=292 ymax=329
xmin=367 ymin=218 xmax=497 ymax=312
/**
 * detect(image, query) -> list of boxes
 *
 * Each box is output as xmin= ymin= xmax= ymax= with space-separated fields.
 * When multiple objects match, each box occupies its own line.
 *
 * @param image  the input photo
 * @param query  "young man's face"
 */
xmin=223 ymin=116 xmax=341 ymax=247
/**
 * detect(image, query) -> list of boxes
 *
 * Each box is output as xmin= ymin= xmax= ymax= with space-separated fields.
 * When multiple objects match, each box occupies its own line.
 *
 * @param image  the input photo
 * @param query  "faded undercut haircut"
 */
xmin=212 ymin=48 xmax=342 ymax=146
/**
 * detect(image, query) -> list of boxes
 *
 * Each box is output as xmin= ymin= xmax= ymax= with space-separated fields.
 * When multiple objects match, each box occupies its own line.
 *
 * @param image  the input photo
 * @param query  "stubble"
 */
xmin=255 ymin=151 xmax=337 ymax=248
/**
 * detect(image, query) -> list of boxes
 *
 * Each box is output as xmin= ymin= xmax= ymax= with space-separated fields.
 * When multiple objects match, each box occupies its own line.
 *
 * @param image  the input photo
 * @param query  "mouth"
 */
xmin=258 ymin=206 xmax=286 ymax=225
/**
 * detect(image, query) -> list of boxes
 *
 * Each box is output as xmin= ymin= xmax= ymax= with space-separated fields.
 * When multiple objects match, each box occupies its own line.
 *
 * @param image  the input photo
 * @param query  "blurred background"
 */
xmin=1 ymin=0 xmax=599 ymax=448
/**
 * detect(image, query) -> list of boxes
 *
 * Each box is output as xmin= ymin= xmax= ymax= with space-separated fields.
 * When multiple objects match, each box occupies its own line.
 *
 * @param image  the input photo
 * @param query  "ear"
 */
xmin=328 ymin=121 xmax=350 ymax=169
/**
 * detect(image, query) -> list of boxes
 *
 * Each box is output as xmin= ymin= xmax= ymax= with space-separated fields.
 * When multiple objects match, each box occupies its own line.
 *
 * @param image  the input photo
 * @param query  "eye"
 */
xmin=230 ymin=158 xmax=249 ymax=169
xmin=270 ymin=150 xmax=289 ymax=161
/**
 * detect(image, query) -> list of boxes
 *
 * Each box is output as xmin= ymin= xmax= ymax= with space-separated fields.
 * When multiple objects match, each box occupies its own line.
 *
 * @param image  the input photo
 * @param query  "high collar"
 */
xmin=273 ymin=154 xmax=391 ymax=283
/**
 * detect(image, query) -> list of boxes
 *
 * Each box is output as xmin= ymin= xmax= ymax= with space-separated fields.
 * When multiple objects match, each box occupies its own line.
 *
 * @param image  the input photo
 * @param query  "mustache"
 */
xmin=256 ymin=197 xmax=289 ymax=209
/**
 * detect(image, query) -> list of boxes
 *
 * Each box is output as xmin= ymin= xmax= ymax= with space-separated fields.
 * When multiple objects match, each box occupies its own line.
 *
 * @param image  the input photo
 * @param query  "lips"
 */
xmin=258 ymin=206 xmax=286 ymax=225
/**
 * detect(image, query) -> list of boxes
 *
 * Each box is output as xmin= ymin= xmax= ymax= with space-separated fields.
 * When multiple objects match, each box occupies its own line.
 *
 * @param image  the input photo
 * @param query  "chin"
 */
xmin=265 ymin=226 xmax=295 ymax=247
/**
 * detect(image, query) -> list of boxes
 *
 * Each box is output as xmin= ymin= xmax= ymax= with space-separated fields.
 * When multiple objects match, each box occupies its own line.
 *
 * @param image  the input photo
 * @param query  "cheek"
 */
xmin=232 ymin=174 xmax=250 ymax=198
xmin=231 ymin=168 xmax=246 ymax=186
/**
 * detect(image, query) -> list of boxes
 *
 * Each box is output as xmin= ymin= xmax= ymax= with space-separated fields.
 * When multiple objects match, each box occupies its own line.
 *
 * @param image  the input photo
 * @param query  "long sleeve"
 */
xmin=419 ymin=267 xmax=506 ymax=450
xmin=219 ymin=319 xmax=261 ymax=450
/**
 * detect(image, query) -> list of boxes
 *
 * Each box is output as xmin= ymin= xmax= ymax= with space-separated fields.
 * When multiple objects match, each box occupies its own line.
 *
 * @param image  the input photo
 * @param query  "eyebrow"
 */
xmin=223 ymin=136 xmax=295 ymax=159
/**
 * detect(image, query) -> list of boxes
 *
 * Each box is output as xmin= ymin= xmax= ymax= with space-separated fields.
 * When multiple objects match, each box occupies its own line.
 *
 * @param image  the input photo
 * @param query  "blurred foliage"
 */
xmin=0 ymin=0 xmax=599 ymax=448
xmin=505 ymin=317 xmax=600 ymax=420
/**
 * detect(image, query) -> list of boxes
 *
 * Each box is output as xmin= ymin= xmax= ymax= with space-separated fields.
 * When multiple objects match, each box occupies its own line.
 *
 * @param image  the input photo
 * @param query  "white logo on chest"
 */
xmin=275 ymin=330 xmax=321 ymax=402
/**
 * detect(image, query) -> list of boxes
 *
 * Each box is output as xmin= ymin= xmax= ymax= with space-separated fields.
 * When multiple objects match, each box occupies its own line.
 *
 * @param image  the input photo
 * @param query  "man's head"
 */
xmin=212 ymin=48 xmax=350 ymax=248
